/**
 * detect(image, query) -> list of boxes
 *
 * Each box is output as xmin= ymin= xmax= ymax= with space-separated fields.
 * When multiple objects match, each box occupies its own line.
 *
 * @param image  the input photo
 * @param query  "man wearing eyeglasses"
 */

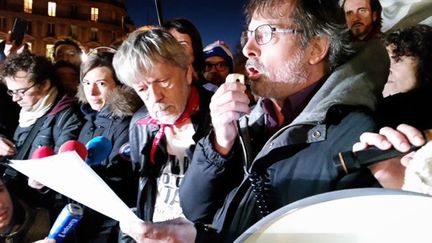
xmin=0 ymin=52 xmax=82 ymax=182
xmin=119 ymin=0 xmax=389 ymax=242
xmin=203 ymin=40 xmax=234 ymax=88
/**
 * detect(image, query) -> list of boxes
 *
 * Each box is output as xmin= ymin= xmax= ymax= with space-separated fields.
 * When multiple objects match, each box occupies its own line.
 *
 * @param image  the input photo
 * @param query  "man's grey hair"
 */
xmin=113 ymin=28 xmax=190 ymax=87
xmin=245 ymin=0 xmax=354 ymax=71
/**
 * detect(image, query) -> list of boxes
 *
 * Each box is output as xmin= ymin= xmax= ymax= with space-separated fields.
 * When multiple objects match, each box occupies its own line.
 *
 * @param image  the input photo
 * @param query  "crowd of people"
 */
xmin=0 ymin=0 xmax=431 ymax=242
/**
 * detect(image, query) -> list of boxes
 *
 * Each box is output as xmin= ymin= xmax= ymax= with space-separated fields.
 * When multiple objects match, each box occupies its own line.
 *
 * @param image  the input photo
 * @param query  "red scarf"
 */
xmin=137 ymin=87 xmax=199 ymax=165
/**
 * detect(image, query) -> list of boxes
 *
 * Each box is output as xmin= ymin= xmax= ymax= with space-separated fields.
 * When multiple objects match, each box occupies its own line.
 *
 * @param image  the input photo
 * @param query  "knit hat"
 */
xmin=203 ymin=40 xmax=234 ymax=72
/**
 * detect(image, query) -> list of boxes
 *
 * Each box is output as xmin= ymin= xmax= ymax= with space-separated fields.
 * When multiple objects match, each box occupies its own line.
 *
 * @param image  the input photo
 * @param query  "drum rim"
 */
xmin=235 ymin=188 xmax=430 ymax=242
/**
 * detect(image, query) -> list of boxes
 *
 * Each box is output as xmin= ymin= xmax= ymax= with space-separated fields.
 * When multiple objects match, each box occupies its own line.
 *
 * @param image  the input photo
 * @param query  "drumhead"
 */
xmin=235 ymin=188 xmax=432 ymax=243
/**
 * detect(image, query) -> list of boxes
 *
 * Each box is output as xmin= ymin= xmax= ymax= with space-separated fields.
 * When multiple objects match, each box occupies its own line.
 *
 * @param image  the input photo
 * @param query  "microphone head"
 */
xmin=85 ymin=136 xmax=112 ymax=165
xmin=59 ymin=140 xmax=88 ymax=161
xmin=31 ymin=146 xmax=55 ymax=159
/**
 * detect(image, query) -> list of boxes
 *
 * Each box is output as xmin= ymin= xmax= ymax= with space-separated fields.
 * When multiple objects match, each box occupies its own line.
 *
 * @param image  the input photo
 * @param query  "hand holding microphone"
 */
xmin=210 ymin=73 xmax=250 ymax=156
xmin=335 ymin=126 xmax=431 ymax=174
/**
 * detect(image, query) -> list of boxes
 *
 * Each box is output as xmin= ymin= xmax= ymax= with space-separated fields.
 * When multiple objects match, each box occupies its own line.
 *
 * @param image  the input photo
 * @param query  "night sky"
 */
xmin=124 ymin=0 xmax=248 ymax=55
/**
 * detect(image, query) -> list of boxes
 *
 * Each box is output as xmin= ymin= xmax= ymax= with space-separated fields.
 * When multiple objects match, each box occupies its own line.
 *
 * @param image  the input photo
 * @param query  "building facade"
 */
xmin=0 ymin=0 xmax=135 ymax=59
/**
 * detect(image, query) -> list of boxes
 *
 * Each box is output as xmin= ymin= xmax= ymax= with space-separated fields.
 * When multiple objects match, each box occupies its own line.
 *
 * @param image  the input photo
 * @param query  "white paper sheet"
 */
xmin=9 ymin=151 xmax=140 ymax=223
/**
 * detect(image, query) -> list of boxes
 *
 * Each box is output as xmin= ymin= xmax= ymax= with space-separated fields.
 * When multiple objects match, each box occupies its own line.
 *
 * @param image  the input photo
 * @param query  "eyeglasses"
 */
xmin=87 ymin=46 xmax=117 ymax=56
xmin=241 ymin=24 xmax=303 ymax=46
xmin=205 ymin=61 xmax=229 ymax=72
xmin=7 ymin=83 xmax=37 ymax=97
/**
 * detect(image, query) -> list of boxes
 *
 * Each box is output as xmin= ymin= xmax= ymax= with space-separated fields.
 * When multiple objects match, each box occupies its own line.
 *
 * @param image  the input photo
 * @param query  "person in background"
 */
xmin=163 ymin=18 xmax=206 ymax=84
xmin=113 ymin=28 xmax=213 ymax=242
xmin=203 ymin=40 xmax=234 ymax=88
xmin=118 ymin=0 xmax=389 ymax=241
xmin=28 ymin=51 xmax=142 ymax=242
xmin=342 ymin=0 xmax=382 ymax=41
xmin=376 ymin=24 xmax=432 ymax=130
xmin=52 ymin=39 xmax=83 ymax=67
xmin=53 ymin=61 xmax=80 ymax=97
xmin=0 ymin=176 xmax=51 ymax=242
xmin=0 ymin=52 xmax=82 ymax=216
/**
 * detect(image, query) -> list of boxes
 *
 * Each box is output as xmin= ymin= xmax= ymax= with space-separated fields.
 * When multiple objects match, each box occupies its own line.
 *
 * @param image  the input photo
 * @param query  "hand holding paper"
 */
xmin=9 ymin=151 xmax=140 ymax=223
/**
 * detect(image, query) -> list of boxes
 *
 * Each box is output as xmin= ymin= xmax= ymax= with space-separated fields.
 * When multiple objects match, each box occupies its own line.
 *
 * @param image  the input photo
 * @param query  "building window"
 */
xmin=24 ymin=0 xmax=33 ymax=13
xmin=90 ymin=27 xmax=98 ymax=41
xmin=70 ymin=25 xmax=78 ymax=39
xmin=46 ymin=44 xmax=54 ymax=60
xmin=91 ymin=7 xmax=99 ymax=22
xmin=0 ymin=17 xmax=6 ymax=30
xmin=26 ymin=21 xmax=32 ymax=35
xmin=47 ymin=23 xmax=55 ymax=37
xmin=48 ymin=2 xmax=56 ymax=17
xmin=70 ymin=5 xmax=78 ymax=18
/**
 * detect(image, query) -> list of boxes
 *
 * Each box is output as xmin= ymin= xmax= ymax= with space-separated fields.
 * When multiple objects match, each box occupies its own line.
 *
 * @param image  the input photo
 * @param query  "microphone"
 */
xmin=85 ymin=136 xmax=112 ymax=165
xmin=225 ymin=73 xmax=253 ymax=167
xmin=335 ymin=129 xmax=432 ymax=174
xmin=31 ymin=146 xmax=55 ymax=159
xmin=2 ymin=146 xmax=55 ymax=182
xmin=47 ymin=203 xmax=83 ymax=242
xmin=59 ymin=140 xmax=88 ymax=161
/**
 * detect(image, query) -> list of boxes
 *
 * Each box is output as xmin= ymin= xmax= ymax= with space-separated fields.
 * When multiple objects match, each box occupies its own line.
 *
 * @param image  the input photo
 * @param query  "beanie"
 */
xmin=203 ymin=40 xmax=234 ymax=72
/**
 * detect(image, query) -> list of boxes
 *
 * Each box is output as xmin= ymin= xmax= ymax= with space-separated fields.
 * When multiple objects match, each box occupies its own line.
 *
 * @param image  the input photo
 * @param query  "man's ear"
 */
xmin=40 ymin=79 xmax=52 ymax=92
xmin=372 ymin=11 xmax=378 ymax=22
xmin=307 ymin=36 xmax=330 ymax=65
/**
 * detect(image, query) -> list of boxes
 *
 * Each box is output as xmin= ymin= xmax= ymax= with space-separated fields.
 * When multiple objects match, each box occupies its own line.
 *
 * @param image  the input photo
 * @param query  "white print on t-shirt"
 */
xmin=153 ymin=120 xmax=195 ymax=222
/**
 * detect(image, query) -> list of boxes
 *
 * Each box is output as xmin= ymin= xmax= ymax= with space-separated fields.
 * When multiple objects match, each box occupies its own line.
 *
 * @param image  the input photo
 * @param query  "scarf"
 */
xmin=19 ymin=86 xmax=58 ymax=127
xmin=138 ymin=87 xmax=199 ymax=165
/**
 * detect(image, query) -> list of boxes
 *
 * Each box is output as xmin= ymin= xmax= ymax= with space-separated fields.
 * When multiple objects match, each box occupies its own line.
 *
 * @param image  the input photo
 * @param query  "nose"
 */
xmin=242 ymin=36 xmax=260 ymax=59
xmin=90 ymin=83 xmax=100 ymax=96
xmin=11 ymin=93 xmax=21 ymax=102
xmin=147 ymin=83 xmax=164 ymax=103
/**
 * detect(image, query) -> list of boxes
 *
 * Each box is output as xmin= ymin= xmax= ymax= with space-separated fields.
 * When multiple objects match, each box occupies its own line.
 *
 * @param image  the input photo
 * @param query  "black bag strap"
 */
xmin=3 ymin=114 xmax=48 ymax=181
xmin=14 ymin=114 xmax=48 ymax=160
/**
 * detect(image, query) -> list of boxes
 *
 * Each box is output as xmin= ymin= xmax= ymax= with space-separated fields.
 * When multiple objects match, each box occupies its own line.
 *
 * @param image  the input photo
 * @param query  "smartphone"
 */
xmin=11 ymin=18 xmax=28 ymax=46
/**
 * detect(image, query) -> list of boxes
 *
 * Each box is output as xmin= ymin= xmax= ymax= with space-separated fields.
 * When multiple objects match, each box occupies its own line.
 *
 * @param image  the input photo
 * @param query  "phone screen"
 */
xmin=11 ymin=18 xmax=28 ymax=46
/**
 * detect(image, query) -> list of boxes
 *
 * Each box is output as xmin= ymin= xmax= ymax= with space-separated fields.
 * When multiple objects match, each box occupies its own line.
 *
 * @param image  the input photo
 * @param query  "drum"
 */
xmin=235 ymin=188 xmax=432 ymax=243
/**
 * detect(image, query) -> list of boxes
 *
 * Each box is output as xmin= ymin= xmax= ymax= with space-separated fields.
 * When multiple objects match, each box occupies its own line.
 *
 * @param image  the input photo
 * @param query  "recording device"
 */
xmin=225 ymin=73 xmax=253 ymax=167
xmin=85 ymin=136 xmax=112 ymax=165
xmin=11 ymin=18 xmax=28 ymax=46
xmin=226 ymin=73 xmax=245 ymax=84
xmin=59 ymin=140 xmax=88 ymax=161
xmin=47 ymin=203 xmax=83 ymax=242
xmin=335 ymin=129 xmax=432 ymax=174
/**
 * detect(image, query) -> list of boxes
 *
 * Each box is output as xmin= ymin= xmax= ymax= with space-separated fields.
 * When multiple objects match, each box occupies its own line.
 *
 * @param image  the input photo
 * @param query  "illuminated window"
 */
xmin=46 ymin=44 xmax=54 ymax=61
xmin=24 ymin=0 xmax=33 ymax=13
xmin=91 ymin=7 xmax=99 ymax=22
xmin=48 ymin=2 xmax=56 ymax=17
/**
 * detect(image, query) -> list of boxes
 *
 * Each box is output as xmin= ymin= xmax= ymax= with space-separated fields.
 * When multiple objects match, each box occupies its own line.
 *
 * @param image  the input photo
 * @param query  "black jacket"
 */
xmin=74 ymin=85 xmax=142 ymax=242
xmin=375 ymin=84 xmax=432 ymax=131
xmin=180 ymin=40 xmax=390 ymax=242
